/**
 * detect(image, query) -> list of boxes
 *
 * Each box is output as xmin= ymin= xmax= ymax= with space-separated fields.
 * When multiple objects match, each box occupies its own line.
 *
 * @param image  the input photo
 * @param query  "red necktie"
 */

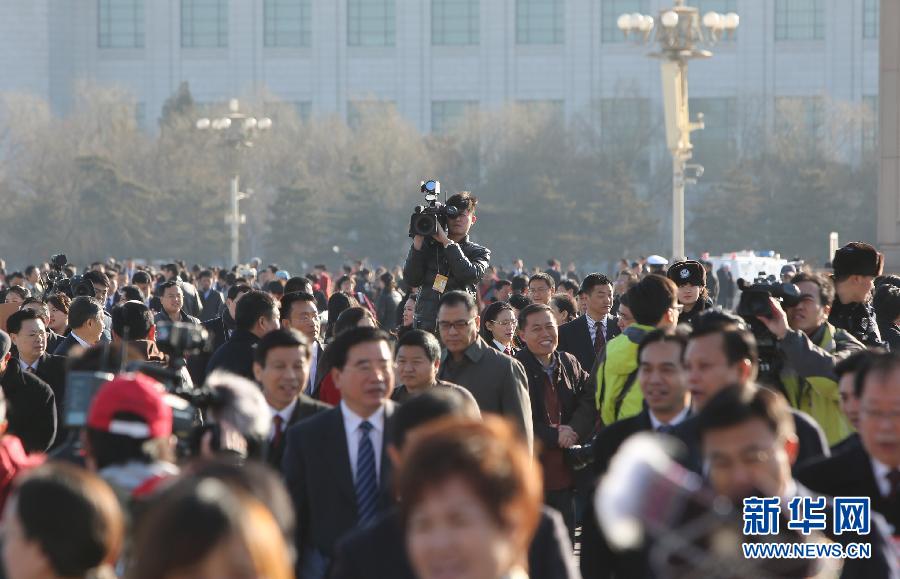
xmin=593 ymin=323 xmax=606 ymax=354
xmin=504 ymin=346 xmax=512 ymax=356
xmin=271 ymin=415 xmax=285 ymax=450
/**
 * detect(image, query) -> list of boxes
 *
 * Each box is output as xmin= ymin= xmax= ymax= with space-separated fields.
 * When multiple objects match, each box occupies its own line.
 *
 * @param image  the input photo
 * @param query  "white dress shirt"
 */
xmin=341 ymin=401 xmax=385 ymax=483
xmin=308 ymin=341 xmax=321 ymax=393
xmin=268 ymin=398 xmax=298 ymax=441
xmin=71 ymin=331 xmax=92 ymax=349
xmin=649 ymin=406 xmax=691 ymax=431
xmin=493 ymin=339 xmax=511 ymax=353
xmin=17 ymin=358 xmax=39 ymax=374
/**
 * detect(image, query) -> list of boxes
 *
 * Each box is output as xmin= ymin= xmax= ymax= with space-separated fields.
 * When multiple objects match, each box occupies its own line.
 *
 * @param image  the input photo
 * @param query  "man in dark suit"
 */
xmin=253 ymin=328 xmax=331 ymax=468
xmin=331 ymin=389 xmax=580 ymax=579
xmin=675 ymin=311 xmax=829 ymax=474
xmin=581 ymin=328 xmax=692 ymax=579
xmin=514 ymin=303 xmax=597 ymax=537
xmin=282 ymin=327 xmax=398 ymax=579
xmin=0 ymin=330 xmax=56 ymax=453
xmin=153 ymin=280 xmax=202 ymax=326
xmin=798 ymin=351 xmax=900 ymax=535
xmin=279 ymin=291 xmax=326 ymax=396
xmin=188 ymin=283 xmax=251 ymax=386
xmin=558 ymin=273 xmax=619 ymax=373
xmin=53 ymin=296 xmax=105 ymax=358
xmin=197 ymin=269 xmax=225 ymax=322
xmin=6 ymin=309 xmax=67 ymax=415
xmin=207 ymin=290 xmax=280 ymax=381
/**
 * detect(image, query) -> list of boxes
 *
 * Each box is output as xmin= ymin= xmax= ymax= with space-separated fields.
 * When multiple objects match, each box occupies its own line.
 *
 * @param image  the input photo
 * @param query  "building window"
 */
xmin=862 ymin=95 xmax=878 ymax=155
xmin=347 ymin=100 xmax=396 ymax=129
xmin=182 ymin=0 xmax=228 ymax=48
xmin=690 ymin=97 xmax=737 ymax=180
xmin=601 ymin=0 xmax=647 ymax=44
xmin=695 ymin=0 xmax=738 ymax=41
xmin=264 ymin=0 xmax=311 ymax=47
xmin=348 ymin=0 xmax=395 ymax=47
xmin=863 ymin=0 xmax=878 ymax=39
xmin=774 ymin=0 xmax=824 ymax=41
xmin=432 ymin=0 xmax=479 ymax=46
xmin=516 ymin=0 xmax=564 ymax=45
xmin=775 ymin=96 xmax=824 ymax=141
xmin=432 ymin=101 xmax=477 ymax=133
xmin=98 ymin=0 xmax=144 ymax=48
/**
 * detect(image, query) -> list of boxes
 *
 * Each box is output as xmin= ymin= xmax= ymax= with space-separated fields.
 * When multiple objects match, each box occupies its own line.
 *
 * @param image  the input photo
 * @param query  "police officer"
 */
xmin=402 ymin=191 xmax=491 ymax=332
xmin=829 ymin=242 xmax=885 ymax=348
xmin=667 ymin=260 xmax=714 ymax=327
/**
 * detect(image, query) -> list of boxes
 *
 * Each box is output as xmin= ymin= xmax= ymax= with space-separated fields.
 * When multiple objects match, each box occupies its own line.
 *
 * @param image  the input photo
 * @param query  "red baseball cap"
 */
xmin=87 ymin=373 xmax=172 ymax=439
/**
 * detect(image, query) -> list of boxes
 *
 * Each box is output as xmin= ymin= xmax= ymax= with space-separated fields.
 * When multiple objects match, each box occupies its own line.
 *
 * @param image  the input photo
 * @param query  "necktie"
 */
xmin=355 ymin=421 xmax=378 ymax=526
xmin=657 ymin=424 xmax=674 ymax=434
xmin=271 ymin=415 xmax=285 ymax=451
xmin=887 ymin=469 xmax=900 ymax=500
xmin=593 ymin=321 xmax=606 ymax=354
xmin=504 ymin=346 xmax=512 ymax=356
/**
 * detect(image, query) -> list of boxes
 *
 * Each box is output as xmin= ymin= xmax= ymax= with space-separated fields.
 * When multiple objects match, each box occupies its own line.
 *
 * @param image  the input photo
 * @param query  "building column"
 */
xmin=878 ymin=0 xmax=900 ymax=269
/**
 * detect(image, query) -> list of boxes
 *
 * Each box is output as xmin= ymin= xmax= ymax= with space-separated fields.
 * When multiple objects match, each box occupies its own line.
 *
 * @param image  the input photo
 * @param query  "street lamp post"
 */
xmin=617 ymin=1 xmax=738 ymax=260
xmin=196 ymin=99 xmax=273 ymax=267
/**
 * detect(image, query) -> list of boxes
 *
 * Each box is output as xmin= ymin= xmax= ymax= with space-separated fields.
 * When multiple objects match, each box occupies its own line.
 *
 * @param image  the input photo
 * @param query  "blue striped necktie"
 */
xmin=355 ymin=420 xmax=378 ymax=526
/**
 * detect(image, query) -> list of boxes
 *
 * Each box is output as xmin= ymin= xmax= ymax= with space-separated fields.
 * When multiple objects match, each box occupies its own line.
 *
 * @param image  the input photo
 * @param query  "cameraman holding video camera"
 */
xmin=403 ymin=185 xmax=491 ymax=332
xmin=752 ymin=271 xmax=864 ymax=447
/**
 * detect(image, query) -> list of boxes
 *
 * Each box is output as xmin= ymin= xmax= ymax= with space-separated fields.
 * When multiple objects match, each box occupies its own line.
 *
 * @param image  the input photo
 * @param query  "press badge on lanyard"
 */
xmin=433 ymin=274 xmax=449 ymax=294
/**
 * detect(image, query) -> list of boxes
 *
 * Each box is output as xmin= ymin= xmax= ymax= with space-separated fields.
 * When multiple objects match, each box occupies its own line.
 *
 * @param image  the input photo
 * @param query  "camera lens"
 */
xmin=412 ymin=214 xmax=436 ymax=236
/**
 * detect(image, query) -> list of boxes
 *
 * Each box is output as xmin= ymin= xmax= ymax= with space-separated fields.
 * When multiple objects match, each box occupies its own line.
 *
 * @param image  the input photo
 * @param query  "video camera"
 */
xmin=409 ymin=179 xmax=459 ymax=241
xmin=736 ymin=274 xmax=802 ymax=386
xmin=42 ymin=253 xmax=97 ymax=299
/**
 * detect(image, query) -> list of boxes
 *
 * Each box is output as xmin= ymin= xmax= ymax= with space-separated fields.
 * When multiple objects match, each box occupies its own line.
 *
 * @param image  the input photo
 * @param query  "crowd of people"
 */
xmin=0 ymin=221 xmax=899 ymax=578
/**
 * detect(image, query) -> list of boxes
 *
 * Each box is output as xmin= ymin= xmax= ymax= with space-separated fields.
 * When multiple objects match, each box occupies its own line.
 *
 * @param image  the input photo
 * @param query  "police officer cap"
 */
xmin=832 ymin=242 xmax=884 ymax=278
xmin=646 ymin=255 xmax=669 ymax=266
xmin=667 ymin=260 xmax=706 ymax=286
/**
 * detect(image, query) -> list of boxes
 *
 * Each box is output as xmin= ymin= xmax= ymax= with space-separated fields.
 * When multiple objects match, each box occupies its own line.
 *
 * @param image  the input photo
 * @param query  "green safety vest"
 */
xmin=780 ymin=323 xmax=854 ymax=447
xmin=597 ymin=324 xmax=654 ymax=425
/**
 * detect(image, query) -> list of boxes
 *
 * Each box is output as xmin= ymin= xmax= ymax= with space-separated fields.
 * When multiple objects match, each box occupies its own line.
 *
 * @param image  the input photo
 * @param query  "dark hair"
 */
xmin=479 ymin=301 xmax=513 ymax=340
xmin=334 ymin=306 xmax=378 ymax=337
xmin=494 ymin=279 xmax=512 ymax=291
xmin=21 ymin=298 xmax=50 ymax=325
xmin=855 ymin=350 xmax=900 ymax=398
xmin=508 ymin=293 xmax=533 ymax=311
xmin=874 ymin=284 xmax=900 ymax=329
xmin=86 ymin=419 xmax=165 ymax=469
xmin=48 ymin=293 xmax=71 ymax=314
xmin=446 ymin=191 xmax=478 ymax=214
xmin=438 ymin=290 xmax=477 ymax=315
xmin=198 ymin=269 xmax=213 ymax=280
xmin=131 ymin=271 xmax=152 ymax=285
xmin=581 ymin=273 xmax=613 ymax=294
xmin=82 ymin=270 xmax=109 ymax=289
xmin=13 ymin=463 xmax=123 ymax=577
xmin=111 ymin=301 xmax=154 ymax=341
xmin=336 ymin=275 xmax=353 ymax=291
xmin=380 ymin=272 xmax=396 ymax=289
xmin=326 ymin=326 xmax=392 ymax=371
xmin=791 ymin=272 xmax=835 ymax=307
xmin=390 ymin=389 xmax=481 ymax=449
xmin=697 ymin=384 xmax=795 ymax=442
xmin=23 ymin=264 xmax=38 ymax=277
xmin=279 ymin=291 xmax=317 ymax=321
xmin=835 ymin=349 xmax=876 ymax=380
xmin=266 ymin=280 xmax=285 ymax=296
xmin=5 ymin=285 xmax=29 ymax=301
xmin=284 ymin=276 xmax=313 ymax=295
xmin=6 ymin=308 xmax=43 ymax=335
xmin=254 ymin=328 xmax=309 ymax=366
xmin=396 ymin=329 xmax=441 ymax=363
xmin=68 ymin=296 xmax=103 ymax=330
xmin=638 ymin=328 xmax=689 ymax=363
xmin=550 ymin=294 xmax=577 ymax=323
xmin=691 ymin=310 xmax=759 ymax=368
xmin=511 ymin=275 xmax=528 ymax=293
xmin=235 ymin=291 xmax=279 ymax=332
xmin=517 ymin=303 xmax=553 ymax=330
xmin=558 ymin=279 xmax=579 ymax=295
xmin=528 ymin=273 xmax=555 ymax=290
xmin=157 ymin=279 xmax=182 ymax=297
xmin=162 ymin=263 xmax=179 ymax=277
xmin=227 ymin=283 xmax=252 ymax=301
xmin=325 ymin=292 xmax=359 ymax=340
xmin=626 ymin=275 xmax=677 ymax=326
xmin=118 ymin=285 xmax=145 ymax=303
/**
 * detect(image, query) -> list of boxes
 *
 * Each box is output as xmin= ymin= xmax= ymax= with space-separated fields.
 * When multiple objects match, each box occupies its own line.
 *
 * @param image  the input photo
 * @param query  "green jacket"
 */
xmin=596 ymin=324 xmax=655 ymax=425
xmin=779 ymin=322 xmax=863 ymax=447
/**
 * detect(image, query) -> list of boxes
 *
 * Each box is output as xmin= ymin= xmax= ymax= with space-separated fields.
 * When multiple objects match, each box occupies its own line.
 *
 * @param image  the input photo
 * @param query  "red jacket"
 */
xmin=0 ymin=435 xmax=45 ymax=516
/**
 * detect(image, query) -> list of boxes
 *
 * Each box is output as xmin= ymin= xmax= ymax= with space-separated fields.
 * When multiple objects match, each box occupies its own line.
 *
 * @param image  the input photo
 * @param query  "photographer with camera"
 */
xmin=751 ymin=272 xmax=864 ymax=447
xmin=403 ymin=184 xmax=490 ymax=332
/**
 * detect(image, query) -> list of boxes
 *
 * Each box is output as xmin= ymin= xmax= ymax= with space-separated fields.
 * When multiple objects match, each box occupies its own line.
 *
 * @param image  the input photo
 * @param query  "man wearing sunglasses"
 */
xmin=402 ymin=191 xmax=491 ymax=333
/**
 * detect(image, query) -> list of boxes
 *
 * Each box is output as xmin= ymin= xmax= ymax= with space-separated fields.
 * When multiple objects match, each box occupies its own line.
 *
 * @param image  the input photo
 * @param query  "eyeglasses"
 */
xmin=491 ymin=319 xmax=517 ymax=327
xmin=438 ymin=318 xmax=476 ymax=332
xmin=292 ymin=312 xmax=318 ymax=322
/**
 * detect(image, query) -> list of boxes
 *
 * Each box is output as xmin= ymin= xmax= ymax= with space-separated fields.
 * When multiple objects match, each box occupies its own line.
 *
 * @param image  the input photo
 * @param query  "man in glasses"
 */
xmin=402 ymin=191 xmax=491 ymax=332
xmin=436 ymin=290 xmax=533 ymax=453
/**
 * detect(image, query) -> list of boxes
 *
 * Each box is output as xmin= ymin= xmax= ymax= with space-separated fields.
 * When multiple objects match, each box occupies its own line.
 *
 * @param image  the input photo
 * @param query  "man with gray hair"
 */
xmin=202 ymin=370 xmax=272 ymax=462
